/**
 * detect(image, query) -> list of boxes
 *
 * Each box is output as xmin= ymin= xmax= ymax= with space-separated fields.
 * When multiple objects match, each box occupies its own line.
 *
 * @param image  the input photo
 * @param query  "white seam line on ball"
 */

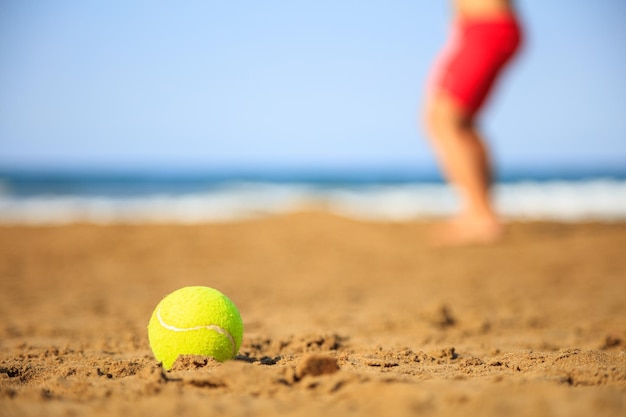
xmin=157 ymin=307 xmax=235 ymax=356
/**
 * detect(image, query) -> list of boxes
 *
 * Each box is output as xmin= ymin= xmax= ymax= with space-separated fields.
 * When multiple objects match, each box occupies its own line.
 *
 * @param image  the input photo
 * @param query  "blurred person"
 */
xmin=424 ymin=0 xmax=523 ymax=244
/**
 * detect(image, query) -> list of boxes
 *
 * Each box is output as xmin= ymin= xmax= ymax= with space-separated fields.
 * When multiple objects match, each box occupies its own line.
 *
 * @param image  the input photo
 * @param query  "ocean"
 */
xmin=1 ymin=167 xmax=625 ymax=224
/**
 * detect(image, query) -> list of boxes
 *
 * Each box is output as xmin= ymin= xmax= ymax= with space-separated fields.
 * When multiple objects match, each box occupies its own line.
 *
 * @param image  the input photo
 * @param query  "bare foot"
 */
xmin=431 ymin=215 xmax=504 ymax=247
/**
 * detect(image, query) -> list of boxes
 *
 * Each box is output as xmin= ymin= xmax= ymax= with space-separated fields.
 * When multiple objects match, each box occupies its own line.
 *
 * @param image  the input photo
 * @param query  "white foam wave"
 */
xmin=0 ymin=180 xmax=625 ymax=224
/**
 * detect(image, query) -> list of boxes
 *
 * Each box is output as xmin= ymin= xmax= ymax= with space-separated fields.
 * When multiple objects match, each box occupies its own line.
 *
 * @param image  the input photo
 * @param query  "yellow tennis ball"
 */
xmin=147 ymin=286 xmax=244 ymax=370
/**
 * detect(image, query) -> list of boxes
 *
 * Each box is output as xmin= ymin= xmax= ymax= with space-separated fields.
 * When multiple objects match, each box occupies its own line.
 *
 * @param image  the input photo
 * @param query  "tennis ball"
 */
xmin=147 ymin=286 xmax=243 ymax=370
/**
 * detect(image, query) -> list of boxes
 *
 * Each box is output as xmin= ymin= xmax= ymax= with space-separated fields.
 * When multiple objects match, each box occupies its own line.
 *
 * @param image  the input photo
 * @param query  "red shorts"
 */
xmin=431 ymin=14 xmax=522 ymax=117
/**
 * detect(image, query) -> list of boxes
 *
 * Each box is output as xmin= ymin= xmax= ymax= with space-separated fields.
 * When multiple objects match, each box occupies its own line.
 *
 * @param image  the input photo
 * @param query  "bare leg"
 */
xmin=424 ymin=92 xmax=503 ymax=245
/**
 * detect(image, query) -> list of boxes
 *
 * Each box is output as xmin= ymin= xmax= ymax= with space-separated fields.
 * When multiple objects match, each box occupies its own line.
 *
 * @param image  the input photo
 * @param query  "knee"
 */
xmin=423 ymin=99 xmax=452 ymax=141
xmin=423 ymin=96 xmax=470 ymax=142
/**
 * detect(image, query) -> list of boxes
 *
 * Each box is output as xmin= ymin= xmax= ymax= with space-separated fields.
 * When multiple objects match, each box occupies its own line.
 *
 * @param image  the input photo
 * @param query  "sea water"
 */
xmin=1 ymin=167 xmax=625 ymax=224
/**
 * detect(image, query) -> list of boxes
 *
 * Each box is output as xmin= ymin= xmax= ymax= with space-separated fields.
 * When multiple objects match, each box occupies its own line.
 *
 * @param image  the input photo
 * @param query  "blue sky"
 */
xmin=1 ymin=1 xmax=625 ymax=173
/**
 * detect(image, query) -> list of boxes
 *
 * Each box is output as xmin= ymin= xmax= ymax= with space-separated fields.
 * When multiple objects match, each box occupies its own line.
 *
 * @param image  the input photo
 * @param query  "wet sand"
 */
xmin=1 ymin=212 xmax=625 ymax=416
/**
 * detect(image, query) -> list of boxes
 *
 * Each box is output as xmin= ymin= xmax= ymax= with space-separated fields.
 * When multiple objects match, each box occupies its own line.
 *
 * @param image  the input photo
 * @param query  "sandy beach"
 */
xmin=1 ymin=212 xmax=625 ymax=416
